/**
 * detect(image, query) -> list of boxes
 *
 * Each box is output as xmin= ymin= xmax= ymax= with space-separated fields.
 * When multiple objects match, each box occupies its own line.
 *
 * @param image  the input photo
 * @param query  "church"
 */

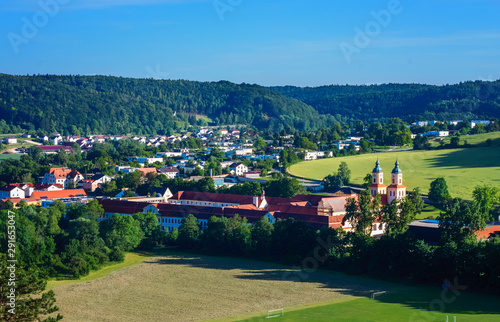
xmin=369 ymin=159 xmax=407 ymax=204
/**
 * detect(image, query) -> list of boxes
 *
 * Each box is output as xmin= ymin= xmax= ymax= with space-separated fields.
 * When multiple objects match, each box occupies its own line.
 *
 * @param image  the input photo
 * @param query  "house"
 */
xmin=220 ymin=129 xmax=229 ymax=136
xmin=115 ymin=165 xmax=137 ymax=173
xmin=470 ymin=120 xmax=491 ymax=128
xmin=136 ymin=168 xmax=158 ymax=176
xmin=0 ymin=197 xmax=38 ymax=208
xmin=151 ymin=187 xmax=173 ymax=201
xmin=91 ymin=174 xmax=112 ymax=185
xmin=128 ymin=157 xmax=164 ymax=165
xmin=4 ymin=137 xmax=17 ymax=144
xmin=82 ymin=174 xmax=112 ymax=192
xmin=229 ymin=163 xmax=248 ymax=176
xmin=0 ymin=185 xmax=26 ymax=199
xmin=39 ymin=145 xmax=71 ymax=154
xmin=425 ymin=131 xmax=449 ymax=137
xmin=158 ymin=166 xmax=180 ymax=179
xmin=41 ymin=168 xmax=84 ymax=189
xmin=22 ymin=133 xmax=32 ymax=138
xmin=4 ymin=183 xmax=34 ymax=198
xmin=156 ymin=152 xmax=183 ymax=158
xmin=34 ymin=183 xmax=64 ymax=192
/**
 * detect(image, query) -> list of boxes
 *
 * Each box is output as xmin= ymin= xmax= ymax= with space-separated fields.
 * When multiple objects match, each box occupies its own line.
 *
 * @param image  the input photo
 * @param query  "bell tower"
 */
xmin=387 ymin=160 xmax=406 ymax=204
xmin=368 ymin=159 xmax=386 ymax=196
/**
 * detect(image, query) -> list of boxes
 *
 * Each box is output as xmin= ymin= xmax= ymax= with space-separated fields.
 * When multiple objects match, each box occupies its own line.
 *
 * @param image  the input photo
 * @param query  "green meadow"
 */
xmin=0 ymin=153 xmax=22 ymax=160
xmin=231 ymin=288 xmax=500 ymax=322
xmin=289 ymin=145 xmax=500 ymax=200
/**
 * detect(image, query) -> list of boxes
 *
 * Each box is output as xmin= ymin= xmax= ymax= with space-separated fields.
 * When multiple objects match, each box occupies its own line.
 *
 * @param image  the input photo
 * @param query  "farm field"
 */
xmin=50 ymin=251 xmax=500 ymax=322
xmin=289 ymin=146 xmax=500 ymax=199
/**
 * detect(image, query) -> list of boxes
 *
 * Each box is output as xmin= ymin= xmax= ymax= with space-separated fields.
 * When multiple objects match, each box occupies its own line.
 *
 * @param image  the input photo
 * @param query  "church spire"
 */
xmin=391 ymin=159 xmax=402 ymax=174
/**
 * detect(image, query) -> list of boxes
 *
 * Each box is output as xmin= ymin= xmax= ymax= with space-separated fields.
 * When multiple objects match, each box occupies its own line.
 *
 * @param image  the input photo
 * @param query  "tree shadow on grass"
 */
xmin=144 ymin=253 xmax=500 ymax=316
xmin=427 ymin=147 xmax=500 ymax=169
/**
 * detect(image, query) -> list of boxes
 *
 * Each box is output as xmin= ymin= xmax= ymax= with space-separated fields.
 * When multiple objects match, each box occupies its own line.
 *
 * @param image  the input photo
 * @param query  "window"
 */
xmin=373 ymin=177 xmax=376 ymax=183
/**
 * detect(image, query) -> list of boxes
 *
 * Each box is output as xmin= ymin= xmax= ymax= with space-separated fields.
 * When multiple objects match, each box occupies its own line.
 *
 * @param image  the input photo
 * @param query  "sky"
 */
xmin=1 ymin=0 xmax=500 ymax=87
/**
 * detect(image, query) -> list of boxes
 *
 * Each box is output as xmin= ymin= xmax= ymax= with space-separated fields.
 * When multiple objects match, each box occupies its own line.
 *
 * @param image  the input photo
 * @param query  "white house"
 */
xmin=4 ymin=137 xmax=17 ymax=144
xmin=229 ymin=163 xmax=248 ymax=176
xmin=0 ymin=185 xmax=26 ymax=199
xmin=156 ymin=152 xmax=183 ymax=158
xmin=115 ymin=165 xmax=137 ymax=173
xmin=128 ymin=157 xmax=164 ymax=164
xmin=158 ymin=166 xmax=180 ymax=179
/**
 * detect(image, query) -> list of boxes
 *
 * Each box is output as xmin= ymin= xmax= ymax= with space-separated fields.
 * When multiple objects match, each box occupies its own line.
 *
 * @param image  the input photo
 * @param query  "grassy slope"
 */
xmin=46 ymin=252 xmax=153 ymax=290
xmin=289 ymin=146 xmax=500 ymax=200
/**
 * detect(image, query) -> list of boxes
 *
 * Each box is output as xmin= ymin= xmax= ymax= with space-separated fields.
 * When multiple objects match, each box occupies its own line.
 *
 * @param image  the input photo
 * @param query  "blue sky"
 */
xmin=1 ymin=0 xmax=500 ymax=86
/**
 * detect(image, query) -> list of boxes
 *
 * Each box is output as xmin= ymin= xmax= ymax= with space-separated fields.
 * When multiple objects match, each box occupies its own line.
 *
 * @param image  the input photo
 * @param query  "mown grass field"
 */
xmin=51 ymin=251 xmax=500 ymax=322
xmin=51 ymin=251 xmax=396 ymax=322
xmin=230 ymin=289 xmax=500 ymax=322
xmin=0 ymin=153 xmax=22 ymax=160
xmin=289 ymin=145 xmax=500 ymax=200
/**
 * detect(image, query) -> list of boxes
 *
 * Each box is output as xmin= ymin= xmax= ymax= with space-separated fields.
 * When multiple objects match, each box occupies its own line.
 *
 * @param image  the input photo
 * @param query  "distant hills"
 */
xmin=0 ymin=74 xmax=333 ymax=135
xmin=269 ymin=81 xmax=500 ymax=124
xmin=0 ymin=74 xmax=499 ymax=135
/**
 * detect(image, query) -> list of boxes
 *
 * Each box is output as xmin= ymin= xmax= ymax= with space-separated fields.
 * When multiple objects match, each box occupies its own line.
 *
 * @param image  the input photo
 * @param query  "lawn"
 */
xmin=0 ymin=153 xmax=22 ymax=160
xmin=289 ymin=145 xmax=500 ymax=200
xmin=51 ymin=250 xmax=500 ymax=322
xmin=230 ymin=288 xmax=500 ymax=321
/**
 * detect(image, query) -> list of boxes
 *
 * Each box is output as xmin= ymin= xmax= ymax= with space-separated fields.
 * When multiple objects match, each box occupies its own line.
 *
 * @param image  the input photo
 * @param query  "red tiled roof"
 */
xmin=137 ymin=168 xmax=158 ymax=175
xmin=387 ymin=184 xmax=406 ymax=189
xmin=48 ymin=167 xmax=81 ymax=179
xmin=31 ymin=189 xmax=86 ymax=200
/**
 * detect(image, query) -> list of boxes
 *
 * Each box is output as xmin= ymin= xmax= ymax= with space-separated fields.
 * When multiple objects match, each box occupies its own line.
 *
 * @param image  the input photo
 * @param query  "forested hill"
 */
xmin=269 ymin=81 xmax=500 ymax=123
xmin=0 ymin=74 xmax=334 ymax=135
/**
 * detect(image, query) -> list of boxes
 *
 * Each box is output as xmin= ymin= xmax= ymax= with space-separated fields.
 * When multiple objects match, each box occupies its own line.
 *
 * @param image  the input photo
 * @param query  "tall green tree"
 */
xmin=344 ymin=190 xmax=380 ymax=235
xmin=100 ymin=214 xmax=144 ymax=251
xmin=438 ymin=198 xmax=487 ymax=245
xmin=178 ymin=214 xmax=202 ymax=249
xmin=428 ymin=177 xmax=451 ymax=203
xmin=0 ymin=254 xmax=63 ymax=321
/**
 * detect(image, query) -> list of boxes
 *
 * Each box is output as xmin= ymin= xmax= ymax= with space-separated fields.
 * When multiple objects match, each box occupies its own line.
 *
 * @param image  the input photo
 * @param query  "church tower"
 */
xmin=368 ymin=159 xmax=386 ymax=196
xmin=387 ymin=160 xmax=406 ymax=204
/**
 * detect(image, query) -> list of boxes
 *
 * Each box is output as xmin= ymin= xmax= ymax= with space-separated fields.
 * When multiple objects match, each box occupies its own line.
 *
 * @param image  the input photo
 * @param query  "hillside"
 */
xmin=270 ymin=81 xmax=500 ymax=123
xmin=289 ymin=140 xmax=500 ymax=200
xmin=0 ymin=74 xmax=334 ymax=135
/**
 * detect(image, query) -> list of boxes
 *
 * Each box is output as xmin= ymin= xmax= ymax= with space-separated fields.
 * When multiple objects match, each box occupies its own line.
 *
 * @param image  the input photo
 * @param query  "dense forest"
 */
xmin=0 ymin=74 xmax=334 ymax=135
xmin=2 ymin=74 xmax=500 ymax=136
xmin=269 ymin=81 xmax=500 ymax=123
